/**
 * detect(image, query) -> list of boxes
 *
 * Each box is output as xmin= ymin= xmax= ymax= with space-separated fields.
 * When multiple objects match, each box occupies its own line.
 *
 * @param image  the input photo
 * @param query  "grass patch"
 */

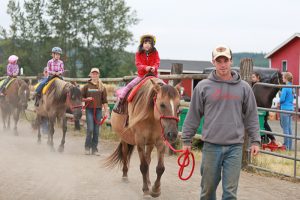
xmin=251 ymin=152 xmax=300 ymax=177
xmin=100 ymin=125 xmax=119 ymax=141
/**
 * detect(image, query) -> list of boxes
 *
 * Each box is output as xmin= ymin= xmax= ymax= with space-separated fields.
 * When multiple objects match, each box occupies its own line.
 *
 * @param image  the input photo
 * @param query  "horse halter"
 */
xmin=153 ymin=95 xmax=179 ymax=122
xmin=153 ymin=95 xmax=195 ymax=181
xmin=66 ymin=92 xmax=82 ymax=111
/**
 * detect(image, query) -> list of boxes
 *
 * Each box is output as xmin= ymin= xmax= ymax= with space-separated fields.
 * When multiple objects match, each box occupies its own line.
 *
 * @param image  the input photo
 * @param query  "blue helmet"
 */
xmin=52 ymin=47 xmax=62 ymax=54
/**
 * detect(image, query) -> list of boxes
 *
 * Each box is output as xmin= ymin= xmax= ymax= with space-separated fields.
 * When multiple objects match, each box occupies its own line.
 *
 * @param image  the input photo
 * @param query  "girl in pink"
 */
xmin=0 ymin=55 xmax=19 ymax=97
xmin=114 ymin=34 xmax=160 ymax=113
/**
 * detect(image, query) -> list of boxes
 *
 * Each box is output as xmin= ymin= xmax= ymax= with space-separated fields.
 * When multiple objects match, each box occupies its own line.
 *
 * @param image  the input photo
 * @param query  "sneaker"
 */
xmin=85 ymin=149 xmax=90 ymax=155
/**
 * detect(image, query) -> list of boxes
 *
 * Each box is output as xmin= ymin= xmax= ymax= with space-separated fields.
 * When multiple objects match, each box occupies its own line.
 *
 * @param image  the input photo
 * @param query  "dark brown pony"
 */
xmin=35 ymin=78 xmax=82 ymax=152
xmin=252 ymin=69 xmax=283 ymax=108
xmin=0 ymin=78 xmax=30 ymax=135
xmin=106 ymin=78 xmax=181 ymax=198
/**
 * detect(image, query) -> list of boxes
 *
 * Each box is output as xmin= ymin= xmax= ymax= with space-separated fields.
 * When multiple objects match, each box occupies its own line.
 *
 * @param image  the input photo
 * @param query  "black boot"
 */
xmin=113 ymin=98 xmax=126 ymax=114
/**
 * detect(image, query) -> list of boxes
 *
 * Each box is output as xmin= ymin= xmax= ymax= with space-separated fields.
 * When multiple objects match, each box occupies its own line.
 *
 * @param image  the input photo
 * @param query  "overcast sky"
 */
xmin=1 ymin=0 xmax=300 ymax=60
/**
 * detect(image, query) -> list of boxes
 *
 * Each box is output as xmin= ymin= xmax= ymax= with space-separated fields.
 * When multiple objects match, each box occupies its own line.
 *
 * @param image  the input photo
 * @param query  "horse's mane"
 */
xmin=48 ymin=78 xmax=69 ymax=103
xmin=128 ymin=78 xmax=178 ymax=128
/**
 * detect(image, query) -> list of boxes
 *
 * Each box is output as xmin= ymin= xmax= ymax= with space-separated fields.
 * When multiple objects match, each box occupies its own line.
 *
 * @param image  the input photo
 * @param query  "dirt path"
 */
xmin=0 ymin=121 xmax=299 ymax=200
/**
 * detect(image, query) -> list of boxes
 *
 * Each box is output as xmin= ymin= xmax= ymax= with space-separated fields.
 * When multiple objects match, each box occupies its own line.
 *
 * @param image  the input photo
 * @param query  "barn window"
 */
xmin=282 ymin=60 xmax=287 ymax=72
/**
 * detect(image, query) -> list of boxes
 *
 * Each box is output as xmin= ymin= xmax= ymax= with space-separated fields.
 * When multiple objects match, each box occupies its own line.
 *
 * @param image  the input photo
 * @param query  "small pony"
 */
xmin=106 ymin=77 xmax=181 ymax=198
xmin=0 ymin=78 xmax=30 ymax=135
xmin=34 ymin=78 xmax=82 ymax=152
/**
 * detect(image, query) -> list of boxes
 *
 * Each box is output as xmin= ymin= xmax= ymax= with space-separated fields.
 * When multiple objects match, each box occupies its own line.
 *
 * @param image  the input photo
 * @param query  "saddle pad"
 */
xmin=42 ymin=77 xmax=59 ymax=94
xmin=0 ymin=78 xmax=16 ymax=89
xmin=33 ymin=77 xmax=59 ymax=94
xmin=0 ymin=79 xmax=4 ymax=88
xmin=127 ymin=76 xmax=155 ymax=102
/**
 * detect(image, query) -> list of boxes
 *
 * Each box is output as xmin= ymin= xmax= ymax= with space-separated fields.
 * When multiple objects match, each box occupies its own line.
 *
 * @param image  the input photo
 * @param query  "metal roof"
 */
xmin=265 ymin=33 xmax=300 ymax=58
xmin=159 ymin=59 xmax=213 ymax=74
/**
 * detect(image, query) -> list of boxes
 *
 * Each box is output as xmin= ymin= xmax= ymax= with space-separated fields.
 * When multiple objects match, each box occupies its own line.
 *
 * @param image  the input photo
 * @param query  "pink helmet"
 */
xmin=8 ymin=55 xmax=19 ymax=64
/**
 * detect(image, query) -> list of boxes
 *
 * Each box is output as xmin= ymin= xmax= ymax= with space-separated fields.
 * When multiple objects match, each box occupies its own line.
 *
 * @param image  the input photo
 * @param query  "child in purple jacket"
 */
xmin=0 ymin=55 xmax=19 ymax=97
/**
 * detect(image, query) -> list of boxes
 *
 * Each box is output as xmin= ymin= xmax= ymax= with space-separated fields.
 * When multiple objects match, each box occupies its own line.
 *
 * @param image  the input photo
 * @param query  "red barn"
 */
xmin=265 ymin=33 xmax=300 ymax=85
xmin=158 ymin=59 xmax=213 ymax=98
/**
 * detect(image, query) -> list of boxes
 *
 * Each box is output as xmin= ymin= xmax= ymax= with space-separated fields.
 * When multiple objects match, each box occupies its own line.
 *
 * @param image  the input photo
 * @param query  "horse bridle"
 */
xmin=66 ymin=91 xmax=83 ymax=111
xmin=153 ymin=95 xmax=179 ymax=139
xmin=153 ymin=95 xmax=195 ymax=181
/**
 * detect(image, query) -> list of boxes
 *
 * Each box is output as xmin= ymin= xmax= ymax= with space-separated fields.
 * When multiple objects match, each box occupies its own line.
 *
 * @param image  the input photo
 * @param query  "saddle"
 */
xmin=34 ymin=77 xmax=59 ymax=95
xmin=113 ymin=76 xmax=155 ymax=115
xmin=0 ymin=78 xmax=16 ymax=90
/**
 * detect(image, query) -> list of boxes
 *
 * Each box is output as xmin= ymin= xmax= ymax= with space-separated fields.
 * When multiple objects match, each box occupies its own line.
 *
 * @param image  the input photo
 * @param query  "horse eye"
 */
xmin=160 ymin=103 xmax=166 ymax=109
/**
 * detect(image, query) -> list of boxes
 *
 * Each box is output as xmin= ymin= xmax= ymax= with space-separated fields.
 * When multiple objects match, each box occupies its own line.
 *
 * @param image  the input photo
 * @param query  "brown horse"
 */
xmin=0 ymin=78 xmax=30 ymax=135
xmin=34 ymin=78 xmax=82 ymax=152
xmin=106 ymin=78 xmax=181 ymax=198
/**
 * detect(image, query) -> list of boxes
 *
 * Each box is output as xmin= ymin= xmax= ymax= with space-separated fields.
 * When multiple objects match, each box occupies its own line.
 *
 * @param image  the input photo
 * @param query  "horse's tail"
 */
xmin=104 ymin=141 xmax=134 ymax=169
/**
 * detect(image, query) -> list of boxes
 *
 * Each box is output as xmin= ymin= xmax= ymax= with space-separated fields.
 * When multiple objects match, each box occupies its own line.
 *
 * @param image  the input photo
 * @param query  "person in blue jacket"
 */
xmin=279 ymin=72 xmax=294 ymax=150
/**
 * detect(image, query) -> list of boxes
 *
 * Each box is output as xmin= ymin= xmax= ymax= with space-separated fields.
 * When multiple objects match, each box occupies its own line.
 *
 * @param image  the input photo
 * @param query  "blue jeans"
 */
xmin=200 ymin=142 xmax=243 ymax=200
xmin=85 ymin=108 xmax=102 ymax=151
xmin=280 ymin=113 xmax=293 ymax=150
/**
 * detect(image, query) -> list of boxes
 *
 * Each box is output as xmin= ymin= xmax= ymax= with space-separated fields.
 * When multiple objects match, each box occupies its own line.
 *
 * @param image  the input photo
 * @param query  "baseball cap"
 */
xmin=212 ymin=45 xmax=232 ymax=60
xmin=90 ymin=68 xmax=100 ymax=74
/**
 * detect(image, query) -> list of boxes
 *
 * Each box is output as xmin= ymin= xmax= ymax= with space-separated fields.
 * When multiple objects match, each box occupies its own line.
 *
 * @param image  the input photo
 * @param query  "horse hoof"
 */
xmin=150 ymin=188 xmax=161 ymax=198
xmin=142 ymin=194 xmax=151 ymax=199
xmin=37 ymin=139 xmax=41 ymax=144
xmin=58 ymin=146 xmax=64 ymax=153
xmin=143 ymin=191 xmax=151 ymax=199
xmin=50 ymin=147 xmax=55 ymax=152
xmin=122 ymin=176 xmax=129 ymax=183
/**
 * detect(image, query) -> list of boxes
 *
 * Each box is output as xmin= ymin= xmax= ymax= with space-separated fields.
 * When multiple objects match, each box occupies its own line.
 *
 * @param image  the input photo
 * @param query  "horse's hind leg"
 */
xmin=1 ymin=109 xmax=6 ymax=130
xmin=13 ymin=109 xmax=20 ymax=135
xmin=150 ymin=142 xmax=165 ymax=198
xmin=58 ymin=116 xmax=67 ymax=153
xmin=47 ymin=118 xmax=55 ymax=151
xmin=36 ymin=115 xmax=42 ymax=143
xmin=7 ymin=112 xmax=11 ymax=129
xmin=137 ymin=144 xmax=150 ymax=196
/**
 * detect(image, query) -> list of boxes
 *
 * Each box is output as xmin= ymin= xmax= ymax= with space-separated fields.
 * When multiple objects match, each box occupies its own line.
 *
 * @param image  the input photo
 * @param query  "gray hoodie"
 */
xmin=182 ymin=70 xmax=261 ymax=146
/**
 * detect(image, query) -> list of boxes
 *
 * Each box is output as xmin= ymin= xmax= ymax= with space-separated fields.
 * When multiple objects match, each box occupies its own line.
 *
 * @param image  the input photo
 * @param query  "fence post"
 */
xmin=239 ymin=58 xmax=254 ymax=168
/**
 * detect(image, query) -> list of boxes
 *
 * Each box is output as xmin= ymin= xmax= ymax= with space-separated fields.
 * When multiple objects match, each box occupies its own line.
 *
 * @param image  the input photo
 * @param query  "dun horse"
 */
xmin=0 ymin=78 xmax=30 ymax=135
xmin=35 ymin=78 xmax=82 ymax=152
xmin=106 ymin=78 xmax=181 ymax=198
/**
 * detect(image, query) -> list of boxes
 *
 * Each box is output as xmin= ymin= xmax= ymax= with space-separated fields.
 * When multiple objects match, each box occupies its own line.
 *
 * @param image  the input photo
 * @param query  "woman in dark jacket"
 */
xmin=81 ymin=68 xmax=109 ymax=155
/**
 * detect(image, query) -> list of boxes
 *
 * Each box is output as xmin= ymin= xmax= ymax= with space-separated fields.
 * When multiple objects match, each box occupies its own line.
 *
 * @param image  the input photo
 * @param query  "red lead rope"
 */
xmin=82 ymin=98 xmax=107 ymax=125
xmin=153 ymin=96 xmax=195 ymax=181
xmin=160 ymin=118 xmax=195 ymax=181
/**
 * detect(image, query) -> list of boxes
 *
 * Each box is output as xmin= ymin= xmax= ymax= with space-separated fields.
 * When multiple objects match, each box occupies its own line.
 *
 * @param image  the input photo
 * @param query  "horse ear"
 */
xmin=150 ymin=79 xmax=161 ymax=93
xmin=174 ymin=82 xmax=181 ymax=94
